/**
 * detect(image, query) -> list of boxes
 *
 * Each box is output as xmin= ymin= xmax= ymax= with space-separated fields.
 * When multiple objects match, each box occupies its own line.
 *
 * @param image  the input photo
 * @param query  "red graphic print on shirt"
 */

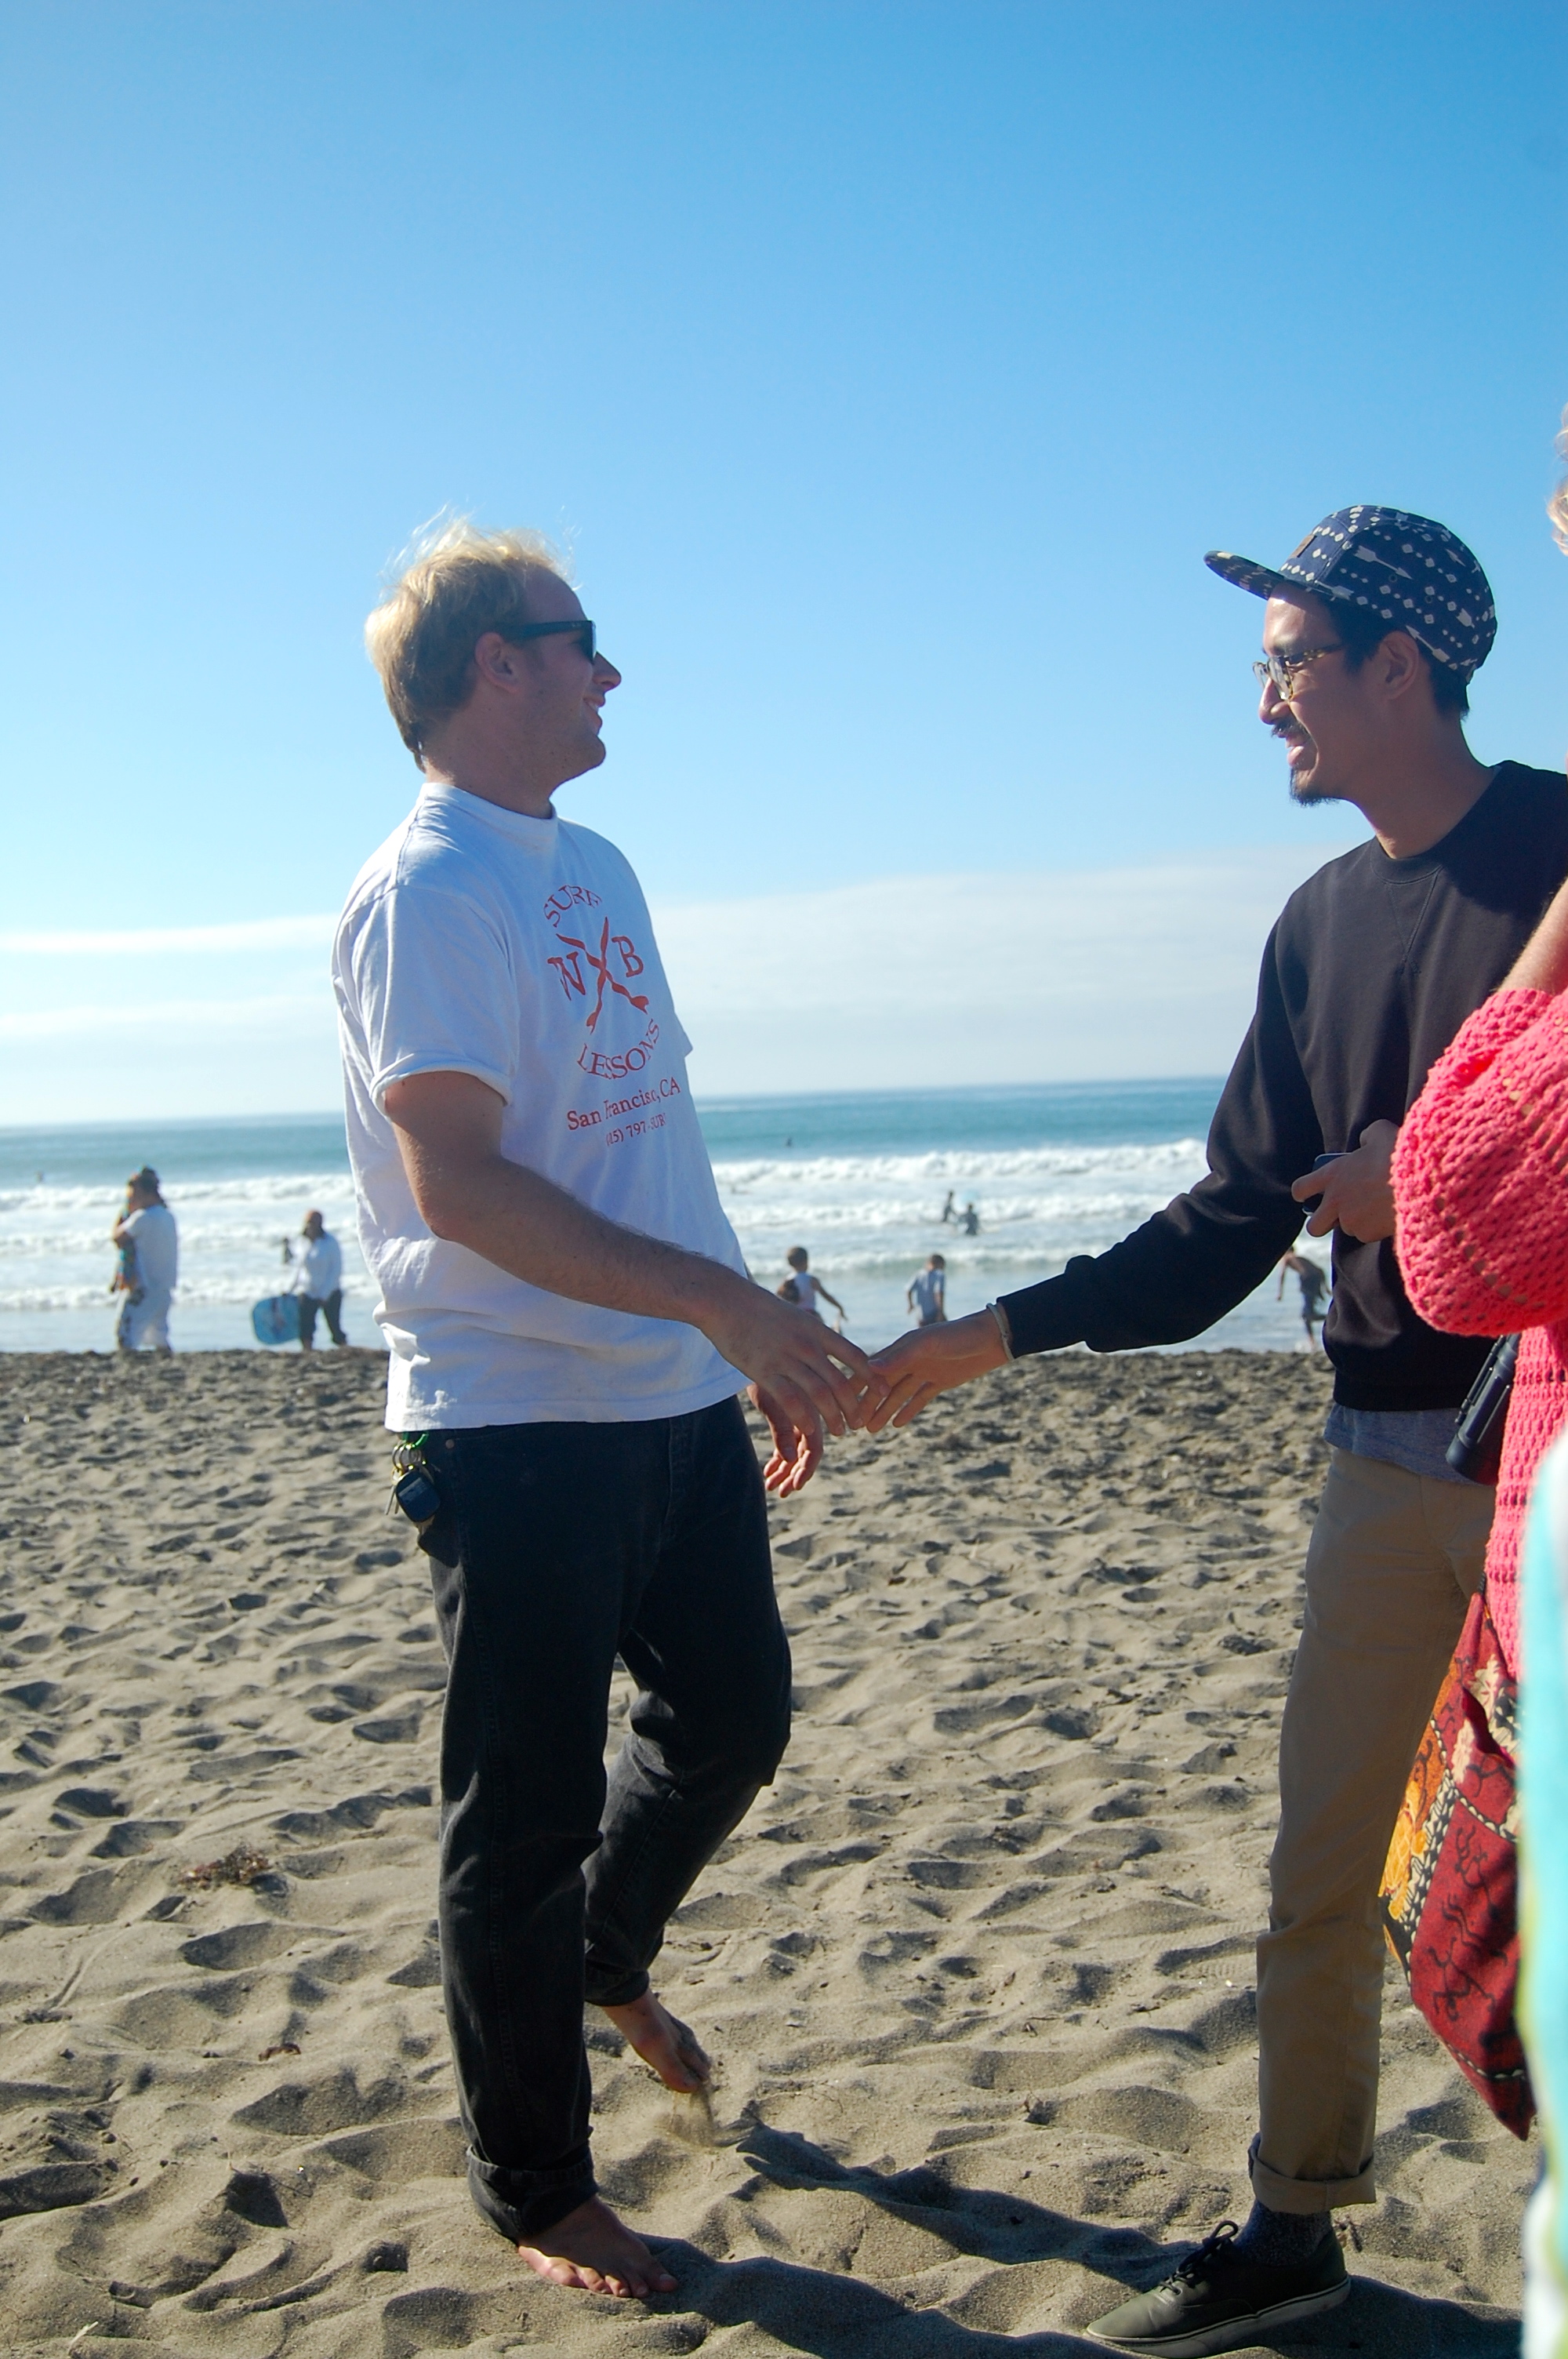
xmin=543 ymin=885 xmax=655 ymax=1077
xmin=543 ymin=889 xmax=649 ymax=1027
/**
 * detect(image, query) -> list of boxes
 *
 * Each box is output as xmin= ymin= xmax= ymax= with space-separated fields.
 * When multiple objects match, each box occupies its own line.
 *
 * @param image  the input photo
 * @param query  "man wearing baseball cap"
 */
xmin=870 ymin=507 xmax=1568 ymax=2350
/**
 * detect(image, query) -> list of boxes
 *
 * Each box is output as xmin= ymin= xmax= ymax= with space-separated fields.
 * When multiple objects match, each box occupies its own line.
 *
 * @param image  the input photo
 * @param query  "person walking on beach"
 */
xmin=287 ymin=1209 xmax=348 ymax=1349
xmin=1276 ymin=1249 xmax=1328 ymax=1343
xmin=111 ymin=1167 xmax=176 ymax=1353
xmin=334 ymin=522 xmax=880 ymax=2303
xmin=908 ymin=1253 xmax=947 ymax=1325
xmin=866 ymin=508 xmax=1568 ymax=2353
xmin=778 ymin=1245 xmax=845 ymax=1328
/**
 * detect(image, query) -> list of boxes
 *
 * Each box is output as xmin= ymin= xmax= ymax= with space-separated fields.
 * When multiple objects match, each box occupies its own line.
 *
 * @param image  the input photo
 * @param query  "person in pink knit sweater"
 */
xmin=1394 ymin=874 xmax=1568 ymax=1677
xmin=1393 ymin=438 xmax=1568 ymax=2359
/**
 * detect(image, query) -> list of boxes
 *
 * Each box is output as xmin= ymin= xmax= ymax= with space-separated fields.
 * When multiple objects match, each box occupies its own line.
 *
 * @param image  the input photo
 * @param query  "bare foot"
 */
xmin=602 ymin=1990 xmax=712 ymax=2092
xmin=517 ymin=2194 xmax=676 ymax=2298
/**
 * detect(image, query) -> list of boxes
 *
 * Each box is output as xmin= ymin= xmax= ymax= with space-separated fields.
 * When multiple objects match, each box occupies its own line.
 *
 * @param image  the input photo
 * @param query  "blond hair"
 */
xmin=365 ymin=518 xmax=568 ymax=760
xmin=1552 ymin=407 xmax=1568 ymax=554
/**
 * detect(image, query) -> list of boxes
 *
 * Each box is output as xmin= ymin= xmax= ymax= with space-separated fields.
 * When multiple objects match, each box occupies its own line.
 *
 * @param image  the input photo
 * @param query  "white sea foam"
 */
xmin=0 ymin=1105 xmax=1327 ymax=1355
xmin=0 ymin=1168 xmax=364 ymax=1345
xmin=711 ymin=1140 xmax=1210 ymax=1281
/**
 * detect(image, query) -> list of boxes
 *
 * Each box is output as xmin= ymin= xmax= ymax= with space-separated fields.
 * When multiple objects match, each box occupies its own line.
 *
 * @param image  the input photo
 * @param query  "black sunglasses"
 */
xmin=501 ymin=618 xmax=597 ymax=662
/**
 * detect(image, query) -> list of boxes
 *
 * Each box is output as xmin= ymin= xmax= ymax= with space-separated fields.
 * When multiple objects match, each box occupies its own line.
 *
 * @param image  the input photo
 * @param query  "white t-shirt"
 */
xmin=294 ymin=1233 xmax=343 ymax=1299
xmin=789 ymin=1270 xmax=825 ymax=1317
xmin=332 ymin=784 xmax=747 ymax=1430
xmin=123 ymin=1202 xmax=177 ymax=1296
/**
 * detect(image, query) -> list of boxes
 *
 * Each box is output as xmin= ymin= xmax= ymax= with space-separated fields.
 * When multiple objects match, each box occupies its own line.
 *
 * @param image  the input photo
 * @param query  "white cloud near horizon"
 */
xmin=0 ymin=844 xmax=1353 ymax=1121
xmin=0 ymin=915 xmax=336 ymax=958
xmin=0 ymin=993 xmax=329 ymax=1041
xmin=659 ymin=846 xmax=1353 ymax=1092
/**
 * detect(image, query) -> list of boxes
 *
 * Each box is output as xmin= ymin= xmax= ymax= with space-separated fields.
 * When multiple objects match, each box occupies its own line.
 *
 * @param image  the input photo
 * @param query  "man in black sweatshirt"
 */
xmin=871 ymin=507 xmax=1568 ymax=2354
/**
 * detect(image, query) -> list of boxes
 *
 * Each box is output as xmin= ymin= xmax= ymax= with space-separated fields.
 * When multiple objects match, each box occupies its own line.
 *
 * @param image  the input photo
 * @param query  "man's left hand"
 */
xmin=1290 ymin=1118 xmax=1399 ymax=1241
xmin=750 ymin=1383 xmax=822 ymax=1495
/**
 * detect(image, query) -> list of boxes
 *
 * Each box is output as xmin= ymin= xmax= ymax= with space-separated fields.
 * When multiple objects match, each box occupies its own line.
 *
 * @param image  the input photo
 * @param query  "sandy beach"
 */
xmin=0 ymin=1345 xmax=1529 ymax=2357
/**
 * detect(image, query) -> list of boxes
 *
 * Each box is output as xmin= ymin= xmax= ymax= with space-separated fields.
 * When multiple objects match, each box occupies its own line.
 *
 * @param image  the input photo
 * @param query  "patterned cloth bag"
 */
xmin=1379 ymin=1589 xmax=1534 ymax=2136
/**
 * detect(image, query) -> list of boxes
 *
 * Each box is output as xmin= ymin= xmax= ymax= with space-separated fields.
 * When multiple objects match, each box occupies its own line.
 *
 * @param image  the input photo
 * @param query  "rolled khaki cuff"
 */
xmin=1248 ymin=2133 xmax=1376 ymax=2214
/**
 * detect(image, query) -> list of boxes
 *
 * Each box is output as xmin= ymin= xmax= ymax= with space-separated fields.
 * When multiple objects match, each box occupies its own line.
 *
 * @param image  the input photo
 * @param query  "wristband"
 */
xmin=987 ymin=1300 xmax=1015 ymax=1361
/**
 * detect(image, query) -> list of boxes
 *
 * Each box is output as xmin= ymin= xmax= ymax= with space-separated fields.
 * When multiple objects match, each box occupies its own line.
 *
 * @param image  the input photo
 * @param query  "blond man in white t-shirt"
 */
xmin=334 ymin=522 xmax=881 ymax=2302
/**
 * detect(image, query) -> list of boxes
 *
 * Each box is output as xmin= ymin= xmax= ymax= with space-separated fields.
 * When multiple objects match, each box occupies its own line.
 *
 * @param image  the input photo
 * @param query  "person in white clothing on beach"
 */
xmin=112 ymin=1167 xmax=176 ymax=1352
xmin=332 ymin=520 xmax=880 ymax=2303
xmin=288 ymin=1209 xmax=347 ymax=1349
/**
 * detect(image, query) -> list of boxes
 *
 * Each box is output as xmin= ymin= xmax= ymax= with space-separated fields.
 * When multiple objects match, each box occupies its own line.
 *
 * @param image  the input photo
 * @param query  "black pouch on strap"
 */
xmin=1446 ymin=1335 xmax=1520 ymax=1485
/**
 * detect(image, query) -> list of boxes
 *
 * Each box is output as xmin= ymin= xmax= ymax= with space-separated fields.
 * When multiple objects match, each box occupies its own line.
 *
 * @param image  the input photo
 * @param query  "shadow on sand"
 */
xmin=642 ymin=2126 xmax=1515 ymax=2359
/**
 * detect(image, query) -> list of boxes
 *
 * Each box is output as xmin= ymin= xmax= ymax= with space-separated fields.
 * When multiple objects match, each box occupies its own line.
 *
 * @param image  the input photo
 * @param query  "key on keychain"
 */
xmin=386 ymin=1440 xmax=441 ymax=1526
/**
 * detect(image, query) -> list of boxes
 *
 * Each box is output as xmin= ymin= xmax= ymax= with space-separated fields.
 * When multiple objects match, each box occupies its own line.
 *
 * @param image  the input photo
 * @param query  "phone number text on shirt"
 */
xmin=567 ymin=1073 xmax=684 ymax=1132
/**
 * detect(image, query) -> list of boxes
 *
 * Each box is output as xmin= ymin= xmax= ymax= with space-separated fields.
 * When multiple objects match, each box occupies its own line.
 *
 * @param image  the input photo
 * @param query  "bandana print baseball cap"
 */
xmin=1205 ymin=507 xmax=1496 ymax=679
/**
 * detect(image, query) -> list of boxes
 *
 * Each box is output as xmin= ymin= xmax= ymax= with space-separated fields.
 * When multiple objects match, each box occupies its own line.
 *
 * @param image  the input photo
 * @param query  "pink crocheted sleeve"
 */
xmin=1395 ymin=987 xmax=1568 ymax=1335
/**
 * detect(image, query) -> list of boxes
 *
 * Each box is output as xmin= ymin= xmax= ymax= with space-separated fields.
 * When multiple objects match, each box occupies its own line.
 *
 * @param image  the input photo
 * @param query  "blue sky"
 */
xmin=2 ymin=2 xmax=1566 ymax=1114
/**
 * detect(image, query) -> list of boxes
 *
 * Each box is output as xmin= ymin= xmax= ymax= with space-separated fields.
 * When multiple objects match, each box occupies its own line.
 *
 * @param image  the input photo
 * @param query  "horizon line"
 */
xmin=0 ymin=1074 xmax=1233 ymax=1138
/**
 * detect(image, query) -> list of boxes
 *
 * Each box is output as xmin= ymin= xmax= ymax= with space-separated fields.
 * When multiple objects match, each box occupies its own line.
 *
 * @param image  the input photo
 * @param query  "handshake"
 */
xmin=716 ymin=1281 xmax=1014 ymax=1500
xmin=728 ymin=1120 xmax=1403 ymax=1496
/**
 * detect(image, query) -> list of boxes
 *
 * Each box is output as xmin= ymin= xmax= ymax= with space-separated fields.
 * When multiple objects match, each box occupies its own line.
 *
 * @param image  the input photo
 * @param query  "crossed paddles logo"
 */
xmin=545 ymin=892 xmax=650 ymax=1034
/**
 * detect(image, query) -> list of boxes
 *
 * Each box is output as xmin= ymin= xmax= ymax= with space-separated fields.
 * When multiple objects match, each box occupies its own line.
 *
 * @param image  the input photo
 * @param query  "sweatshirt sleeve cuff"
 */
xmin=997 ymin=1266 xmax=1091 ymax=1358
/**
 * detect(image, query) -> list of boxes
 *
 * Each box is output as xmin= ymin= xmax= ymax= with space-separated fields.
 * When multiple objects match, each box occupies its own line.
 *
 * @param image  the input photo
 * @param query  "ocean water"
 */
xmin=0 ymin=1083 xmax=1329 ymax=1356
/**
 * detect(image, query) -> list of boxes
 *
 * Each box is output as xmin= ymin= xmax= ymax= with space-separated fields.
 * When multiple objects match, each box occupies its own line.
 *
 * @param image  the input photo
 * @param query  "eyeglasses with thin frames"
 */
xmin=1253 ymin=644 xmax=1343 ymax=700
xmin=502 ymin=618 xmax=597 ymax=663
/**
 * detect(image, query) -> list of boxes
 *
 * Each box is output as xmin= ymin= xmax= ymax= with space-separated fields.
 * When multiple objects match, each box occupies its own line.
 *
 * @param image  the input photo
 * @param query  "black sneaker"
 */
xmin=1087 ymin=2219 xmax=1349 ymax=2357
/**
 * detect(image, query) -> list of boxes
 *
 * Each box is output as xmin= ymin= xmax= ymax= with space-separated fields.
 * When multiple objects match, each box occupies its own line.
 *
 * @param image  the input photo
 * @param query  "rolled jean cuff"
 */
xmin=1249 ymin=2135 xmax=1376 ymax=2212
xmin=466 ymin=2146 xmax=596 ymax=2243
xmin=585 ymin=1964 xmax=652 ymax=2008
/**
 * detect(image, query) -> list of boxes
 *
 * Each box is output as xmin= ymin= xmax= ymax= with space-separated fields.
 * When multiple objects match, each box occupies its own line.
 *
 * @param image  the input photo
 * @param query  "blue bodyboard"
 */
xmin=252 ymin=1294 xmax=301 ymax=1347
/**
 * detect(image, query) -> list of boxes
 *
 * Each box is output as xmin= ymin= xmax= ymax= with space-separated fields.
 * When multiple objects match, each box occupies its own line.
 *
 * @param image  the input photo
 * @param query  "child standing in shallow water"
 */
xmin=778 ymin=1246 xmax=845 ymax=1329
xmin=908 ymin=1254 xmax=947 ymax=1325
xmin=1276 ymin=1250 xmax=1328 ymax=1342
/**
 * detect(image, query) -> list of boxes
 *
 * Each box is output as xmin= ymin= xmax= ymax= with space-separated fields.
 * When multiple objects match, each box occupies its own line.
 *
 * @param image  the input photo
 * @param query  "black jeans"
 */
xmin=416 ymin=1395 xmax=789 ymax=2244
xmin=298 ymin=1290 xmax=347 ymax=1346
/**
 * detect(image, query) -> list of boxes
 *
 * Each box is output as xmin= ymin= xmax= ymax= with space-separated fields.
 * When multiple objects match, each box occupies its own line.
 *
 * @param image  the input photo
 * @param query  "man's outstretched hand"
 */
xmin=700 ymin=1284 xmax=887 ymax=1492
xmin=380 ymin=1070 xmax=885 ymax=1492
xmin=863 ymin=1307 xmax=1011 ymax=1430
xmin=1290 ymin=1119 xmax=1399 ymax=1241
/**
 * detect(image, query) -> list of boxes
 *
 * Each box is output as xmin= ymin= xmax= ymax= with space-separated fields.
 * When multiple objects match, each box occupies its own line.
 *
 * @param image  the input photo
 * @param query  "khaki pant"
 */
xmin=1251 ymin=1446 xmax=1494 ymax=2213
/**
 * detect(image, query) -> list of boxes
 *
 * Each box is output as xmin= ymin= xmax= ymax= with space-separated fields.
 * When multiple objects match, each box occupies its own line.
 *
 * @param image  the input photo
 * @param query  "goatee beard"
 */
xmin=1289 ymin=770 xmax=1347 ymax=807
xmin=1279 ymin=731 xmax=1345 ymax=807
